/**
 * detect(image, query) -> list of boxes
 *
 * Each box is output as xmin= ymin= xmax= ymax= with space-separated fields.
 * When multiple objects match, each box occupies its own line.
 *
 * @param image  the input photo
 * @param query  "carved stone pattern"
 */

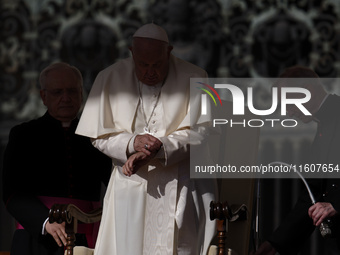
xmin=0 ymin=0 xmax=340 ymax=122
xmin=220 ymin=0 xmax=340 ymax=79
xmin=148 ymin=0 xmax=224 ymax=77
xmin=0 ymin=0 xmax=144 ymax=121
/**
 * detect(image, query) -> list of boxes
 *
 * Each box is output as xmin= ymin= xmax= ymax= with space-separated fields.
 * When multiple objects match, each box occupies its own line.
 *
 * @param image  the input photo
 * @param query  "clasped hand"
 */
xmin=308 ymin=202 xmax=337 ymax=226
xmin=133 ymin=134 xmax=162 ymax=155
xmin=122 ymin=151 xmax=153 ymax=176
xmin=123 ymin=134 xmax=163 ymax=177
xmin=250 ymin=202 xmax=338 ymax=255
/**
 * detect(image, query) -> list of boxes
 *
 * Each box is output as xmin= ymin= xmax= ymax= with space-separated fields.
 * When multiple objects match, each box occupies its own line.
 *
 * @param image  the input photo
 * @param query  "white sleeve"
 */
xmin=92 ymin=132 xmax=135 ymax=165
xmin=158 ymin=125 xmax=208 ymax=167
xmin=127 ymin=134 xmax=137 ymax=156
xmin=42 ymin=218 xmax=49 ymax=235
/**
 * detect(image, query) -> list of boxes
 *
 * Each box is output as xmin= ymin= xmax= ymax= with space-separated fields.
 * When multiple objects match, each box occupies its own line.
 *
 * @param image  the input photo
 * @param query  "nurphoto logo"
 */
xmin=197 ymin=82 xmax=312 ymax=128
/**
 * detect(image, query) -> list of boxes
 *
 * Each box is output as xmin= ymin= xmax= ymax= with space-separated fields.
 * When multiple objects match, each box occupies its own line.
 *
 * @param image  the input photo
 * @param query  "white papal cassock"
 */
xmin=76 ymin=54 xmax=217 ymax=255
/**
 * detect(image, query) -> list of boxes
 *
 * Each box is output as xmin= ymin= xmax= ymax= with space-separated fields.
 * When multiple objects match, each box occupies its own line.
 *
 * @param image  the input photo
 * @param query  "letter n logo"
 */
xmin=197 ymin=82 xmax=222 ymax=115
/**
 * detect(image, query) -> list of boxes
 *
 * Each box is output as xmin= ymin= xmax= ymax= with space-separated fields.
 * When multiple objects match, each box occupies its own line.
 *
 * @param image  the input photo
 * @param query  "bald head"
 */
xmin=39 ymin=62 xmax=83 ymax=124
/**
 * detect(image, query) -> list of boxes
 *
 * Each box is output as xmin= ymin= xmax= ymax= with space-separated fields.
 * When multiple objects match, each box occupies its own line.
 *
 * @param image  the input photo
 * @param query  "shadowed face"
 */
xmin=40 ymin=68 xmax=83 ymax=122
xmin=130 ymin=37 xmax=173 ymax=86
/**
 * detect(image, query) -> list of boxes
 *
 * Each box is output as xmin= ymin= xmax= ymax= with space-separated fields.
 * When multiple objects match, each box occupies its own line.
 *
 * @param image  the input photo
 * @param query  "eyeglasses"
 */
xmin=43 ymin=88 xmax=81 ymax=97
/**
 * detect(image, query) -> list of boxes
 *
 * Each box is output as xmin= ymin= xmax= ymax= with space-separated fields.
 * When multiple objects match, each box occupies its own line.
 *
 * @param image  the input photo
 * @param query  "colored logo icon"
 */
xmin=196 ymin=82 xmax=222 ymax=106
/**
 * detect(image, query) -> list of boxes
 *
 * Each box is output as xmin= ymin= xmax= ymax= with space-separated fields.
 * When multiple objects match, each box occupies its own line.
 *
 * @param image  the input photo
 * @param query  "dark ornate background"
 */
xmin=1 ymin=0 xmax=340 ymax=253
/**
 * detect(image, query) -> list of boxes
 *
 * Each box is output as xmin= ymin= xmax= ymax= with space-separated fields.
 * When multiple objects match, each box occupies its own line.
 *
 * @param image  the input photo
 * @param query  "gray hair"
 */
xmin=39 ymin=62 xmax=83 ymax=89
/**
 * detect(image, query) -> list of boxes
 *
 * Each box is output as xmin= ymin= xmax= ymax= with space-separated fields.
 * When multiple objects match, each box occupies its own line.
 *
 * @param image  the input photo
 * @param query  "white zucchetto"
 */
xmin=133 ymin=23 xmax=169 ymax=43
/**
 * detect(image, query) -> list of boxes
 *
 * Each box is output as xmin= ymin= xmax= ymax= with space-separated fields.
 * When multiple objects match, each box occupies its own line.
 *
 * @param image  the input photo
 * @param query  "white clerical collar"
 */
xmin=62 ymin=122 xmax=71 ymax=127
xmin=140 ymin=82 xmax=162 ymax=90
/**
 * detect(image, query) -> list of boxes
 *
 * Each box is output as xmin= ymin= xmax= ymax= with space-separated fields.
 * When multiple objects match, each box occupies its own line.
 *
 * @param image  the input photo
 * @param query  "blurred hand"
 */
xmin=123 ymin=151 xmax=153 ymax=176
xmin=308 ymin=202 xmax=338 ymax=226
xmin=45 ymin=221 xmax=67 ymax=247
xmin=134 ymin=134 xmax=162 ymax=155
xmin=249 ymin=241 xmax=276 ymax=255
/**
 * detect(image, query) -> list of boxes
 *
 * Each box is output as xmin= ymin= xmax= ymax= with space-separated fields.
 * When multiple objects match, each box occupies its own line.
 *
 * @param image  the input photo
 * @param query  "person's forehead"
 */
xmin=46 ymin=69 xmax=80 ymax=87
xmin=134 ymin=41 xmax=167 ymax=60
xmin=134 ymin=53 xmax=166 ymax=63
xmin=48 ymin=67 xmax=76 ymax=76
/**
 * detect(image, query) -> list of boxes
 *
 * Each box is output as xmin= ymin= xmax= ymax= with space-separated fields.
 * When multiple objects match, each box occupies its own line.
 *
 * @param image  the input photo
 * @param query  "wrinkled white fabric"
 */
xmin=76 ymin=55 xmax=216 ymax=255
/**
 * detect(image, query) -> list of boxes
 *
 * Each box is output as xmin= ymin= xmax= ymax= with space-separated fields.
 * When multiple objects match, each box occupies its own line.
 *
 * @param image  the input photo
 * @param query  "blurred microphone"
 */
xmin=269 ymin=162 xmax=333 ymax=239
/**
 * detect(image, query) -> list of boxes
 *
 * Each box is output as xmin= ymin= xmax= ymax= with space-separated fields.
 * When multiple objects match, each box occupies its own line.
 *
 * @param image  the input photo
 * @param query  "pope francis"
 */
xmin=76 ymin=23 xmax=217 ymax=255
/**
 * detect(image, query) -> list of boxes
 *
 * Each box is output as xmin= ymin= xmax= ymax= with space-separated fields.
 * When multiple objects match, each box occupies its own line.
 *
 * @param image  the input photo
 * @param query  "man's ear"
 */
xmin=40 ymin=90 xmax=47 ymax=106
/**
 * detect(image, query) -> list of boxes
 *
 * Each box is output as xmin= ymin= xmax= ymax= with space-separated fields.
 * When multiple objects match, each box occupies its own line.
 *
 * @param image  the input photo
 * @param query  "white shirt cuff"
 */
xmin=127 ymin=135 xmax=137 ymax=156
xmin=42 ymin=217 xmax=49 ymax=235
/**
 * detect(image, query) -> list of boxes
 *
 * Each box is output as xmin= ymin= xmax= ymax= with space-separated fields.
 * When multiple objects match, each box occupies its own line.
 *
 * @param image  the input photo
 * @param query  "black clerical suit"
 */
xmin=268 ymin=94 xmax=340 ymax=255
xmin=2 ymin=112 xmax=112 ymax=255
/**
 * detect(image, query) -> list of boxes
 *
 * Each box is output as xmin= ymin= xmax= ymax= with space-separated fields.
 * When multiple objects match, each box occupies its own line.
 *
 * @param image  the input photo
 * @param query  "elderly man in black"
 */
xmin=2 ymin=62 xmax=112 ymax=255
